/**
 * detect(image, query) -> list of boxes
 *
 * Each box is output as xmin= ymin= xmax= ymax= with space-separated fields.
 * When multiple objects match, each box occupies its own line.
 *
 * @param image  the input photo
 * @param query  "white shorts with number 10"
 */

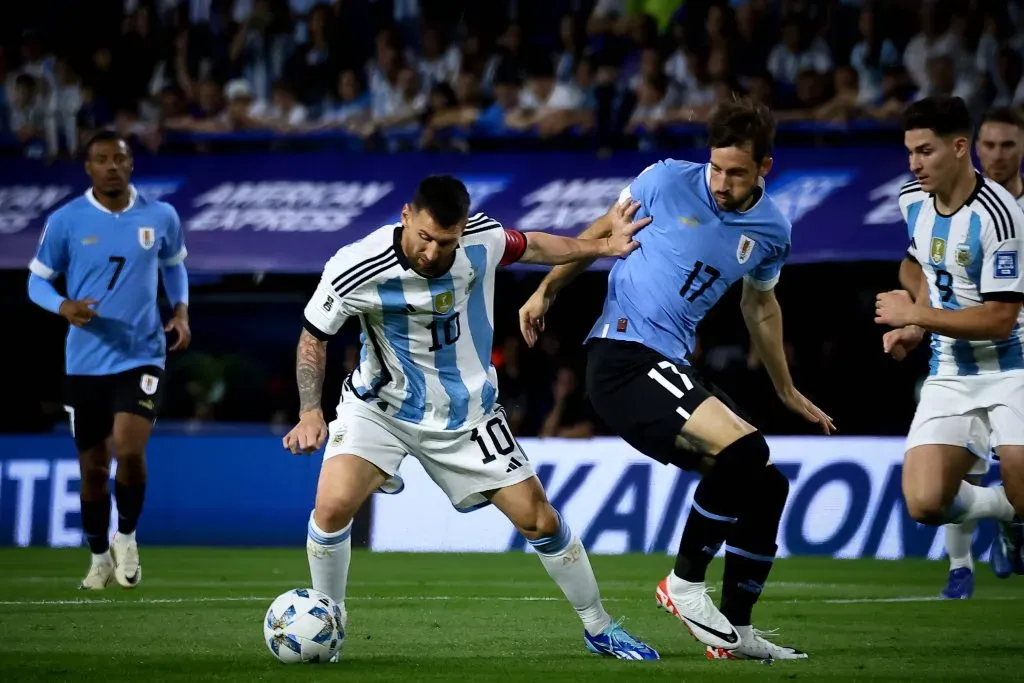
xmin=323 ymin=387 xmax=535 ymax=511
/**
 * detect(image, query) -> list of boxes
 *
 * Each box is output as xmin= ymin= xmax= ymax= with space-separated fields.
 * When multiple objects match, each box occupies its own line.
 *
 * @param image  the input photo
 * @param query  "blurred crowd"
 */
xmin=4 ymin=0 xmax=1024 ymax=158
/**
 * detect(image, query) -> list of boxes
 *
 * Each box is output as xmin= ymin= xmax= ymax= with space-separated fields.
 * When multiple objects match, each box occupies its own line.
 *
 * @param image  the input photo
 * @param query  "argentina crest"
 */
xmin=138 ymin=226 xmax=156 ymax=249
xmin=736 ymin=234 xmax=755 ymax=264
xmin=433 ymin=290 xmax=455 ymax=314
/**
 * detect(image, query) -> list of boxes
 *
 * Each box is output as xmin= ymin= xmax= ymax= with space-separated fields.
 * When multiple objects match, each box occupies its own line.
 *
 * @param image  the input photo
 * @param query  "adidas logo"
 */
xmin=505 ymin=457 xmax=523 ymax=473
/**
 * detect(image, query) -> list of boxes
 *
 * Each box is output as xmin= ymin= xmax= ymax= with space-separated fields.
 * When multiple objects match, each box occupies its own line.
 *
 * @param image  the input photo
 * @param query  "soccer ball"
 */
xmin=263 ymin=588 xmax=345 ymax=663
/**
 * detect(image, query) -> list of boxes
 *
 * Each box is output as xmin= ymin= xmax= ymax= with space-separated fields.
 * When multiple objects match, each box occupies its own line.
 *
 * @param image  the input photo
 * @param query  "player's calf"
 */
xmin=307 ymin=454 xmax=386 ymax=609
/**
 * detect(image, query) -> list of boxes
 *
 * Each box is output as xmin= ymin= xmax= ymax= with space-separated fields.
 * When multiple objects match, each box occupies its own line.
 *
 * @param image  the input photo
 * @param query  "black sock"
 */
xmin=115 ymin=480 xmax=146 ymax=535
xmin=674 ymin=433 xmax=770 ymax=582
xmin=81 ymin=498 xmax=111 ymax=554
xmin=720 ymin=465 xmax=790 ymax=626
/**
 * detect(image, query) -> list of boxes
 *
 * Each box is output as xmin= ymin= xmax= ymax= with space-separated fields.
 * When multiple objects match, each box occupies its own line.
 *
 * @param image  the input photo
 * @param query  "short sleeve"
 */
xmin=619 ymin=162 xmax=661 ymax=207
xmin=980 ymin=212 xmax=1024 ymax=300
xmin=159 ymin=205 xmax=188 ymax=266
xmin=899 ymin=181 xmax=925 ymax=261
xmin=744 ymin=243 xmax=790 ymax=291
xmin=29 ymin=214 xmax=68 ymax=280
xmin=302 ymin=248 xmax=366 ymax=339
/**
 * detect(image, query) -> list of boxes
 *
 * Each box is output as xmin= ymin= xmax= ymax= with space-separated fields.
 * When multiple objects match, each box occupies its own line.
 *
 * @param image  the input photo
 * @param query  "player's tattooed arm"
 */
xmin=296 ymin=329 xmax=327 ymax=415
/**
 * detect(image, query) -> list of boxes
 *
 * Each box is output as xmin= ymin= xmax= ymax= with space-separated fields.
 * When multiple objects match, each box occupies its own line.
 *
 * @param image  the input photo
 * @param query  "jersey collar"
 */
xmin=85 ymin=184 xmax=138 ymax=214
xmin=703 ymin=163 xmax=766 ymax=214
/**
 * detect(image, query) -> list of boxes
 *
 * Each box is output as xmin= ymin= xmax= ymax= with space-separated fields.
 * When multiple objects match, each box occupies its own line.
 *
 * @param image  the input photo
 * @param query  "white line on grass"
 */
xmin=2 ymin=594 xmax=1021 ymax=607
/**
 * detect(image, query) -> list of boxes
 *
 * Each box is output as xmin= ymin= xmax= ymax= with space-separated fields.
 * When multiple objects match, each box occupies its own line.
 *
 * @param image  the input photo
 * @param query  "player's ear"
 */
xmin=954 ymin=135 xmax=970 ymax=159
xmin=400 ymin=203 xmax=411 ymax=226
xmin=758 ymin=156 xmax=773 ymax=178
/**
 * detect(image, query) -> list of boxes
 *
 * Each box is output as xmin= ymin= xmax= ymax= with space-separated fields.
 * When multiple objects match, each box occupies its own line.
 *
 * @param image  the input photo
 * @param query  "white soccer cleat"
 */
xmin=706 ymin=627 xmax=808 ymax=661
xmin=110 ymin=532 xmax=142 ymax=589
xmin=79 ymin=555 xmax=114 ymax=590
xmin=656 ymin=575 xmax=740 ymax=650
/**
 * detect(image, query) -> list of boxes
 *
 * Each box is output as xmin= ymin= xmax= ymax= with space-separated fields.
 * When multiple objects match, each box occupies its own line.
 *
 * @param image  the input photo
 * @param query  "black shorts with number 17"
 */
xmin=585 ymin=338 xmax=746 ymax=470
xmin=64 ymin=365 xmax=164 ymax=450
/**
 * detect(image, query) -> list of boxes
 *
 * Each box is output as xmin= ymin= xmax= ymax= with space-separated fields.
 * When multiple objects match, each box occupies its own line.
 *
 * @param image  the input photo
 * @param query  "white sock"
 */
xmin=667 ymin=571 xmax=703 ymax=594
xmin=530 ymin=512 xmax=613 ymax=637
xmin=92 ymin=551 xmax=112 ymax=566
xmin=947 ymin=483 xmax=1015 ymax=523
xmin=945 ymin=522 xmax=975 ymax=571
xmin=306 ymin=512 xmax=352 ymax=610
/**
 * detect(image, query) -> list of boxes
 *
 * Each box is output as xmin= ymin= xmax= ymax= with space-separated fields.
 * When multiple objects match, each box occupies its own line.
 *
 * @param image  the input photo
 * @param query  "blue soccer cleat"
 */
xmin=990 ymin=520 xmax=1024 ymax=579
xmin=939 ymin=567 xmax=974 ymax=599
xmin=584 ymin=620 xmax=660 ymax=660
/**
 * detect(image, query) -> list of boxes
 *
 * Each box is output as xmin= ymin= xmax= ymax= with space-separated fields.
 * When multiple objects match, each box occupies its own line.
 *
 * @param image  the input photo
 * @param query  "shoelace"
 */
xmin=606 ymin=618 xmax=649 ymax=650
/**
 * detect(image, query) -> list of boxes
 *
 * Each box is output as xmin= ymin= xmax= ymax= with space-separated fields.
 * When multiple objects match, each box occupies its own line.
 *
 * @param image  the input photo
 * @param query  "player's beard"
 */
xmin=718 ymin=186 xmax=759 ymax=212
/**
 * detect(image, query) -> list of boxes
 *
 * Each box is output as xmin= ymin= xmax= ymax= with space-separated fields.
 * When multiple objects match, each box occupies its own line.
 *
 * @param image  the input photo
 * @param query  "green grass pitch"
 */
xmin=0 ymin=549 xmax=1020 ymax=681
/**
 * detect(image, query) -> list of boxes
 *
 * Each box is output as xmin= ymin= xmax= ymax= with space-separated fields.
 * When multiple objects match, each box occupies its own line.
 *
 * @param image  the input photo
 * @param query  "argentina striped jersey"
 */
xmin=900 ymin=174 xmax=1024 ymax=376
xmin=303 ymin=214 xmax=514 ymax=430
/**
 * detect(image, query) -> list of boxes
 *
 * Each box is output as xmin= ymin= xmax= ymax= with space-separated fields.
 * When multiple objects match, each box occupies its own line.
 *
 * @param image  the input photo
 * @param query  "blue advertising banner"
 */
xmin=0 ymin=149 xmax=913 ymax=273
xmin=0 ymin=434 xmax=1002 ymax=559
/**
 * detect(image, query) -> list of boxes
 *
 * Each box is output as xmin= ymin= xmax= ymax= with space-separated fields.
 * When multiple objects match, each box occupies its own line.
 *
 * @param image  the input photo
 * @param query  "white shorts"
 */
xmin=907 ymin=371 xmax=1024 ymax=469
xmin=323 ymin=391 xmax=535 ymax=511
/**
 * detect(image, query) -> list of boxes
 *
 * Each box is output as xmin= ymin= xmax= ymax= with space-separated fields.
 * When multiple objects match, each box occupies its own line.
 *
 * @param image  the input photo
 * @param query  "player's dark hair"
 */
xmin=901 ymin=96 xmax=972 ymax=137
xmin=83 ymin=129 xmax=129 ymax=158
xmin=980 ymin=106 xmax=1024 ymax=130
xmin=412 ymin=175 xmax=471 ymax=229
xmin=707 ymin=97 xmax=775 ymax=163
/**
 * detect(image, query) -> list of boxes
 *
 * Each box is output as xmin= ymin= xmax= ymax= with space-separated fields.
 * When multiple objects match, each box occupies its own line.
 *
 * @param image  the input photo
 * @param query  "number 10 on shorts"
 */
xmin=470 ymin=416 xmax=517 ymax=464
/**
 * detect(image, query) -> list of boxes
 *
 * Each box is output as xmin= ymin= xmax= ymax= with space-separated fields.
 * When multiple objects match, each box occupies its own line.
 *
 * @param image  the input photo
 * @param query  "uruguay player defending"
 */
xmin=283 ymin=175 xmax=658 ymax=660
xmin=885 ymin=103 xmax=1024 ymax=595
xmin=27 ymin=130 xmax=190 ymax=589
xmin=520 ymin=98 xmax=833 ymax=661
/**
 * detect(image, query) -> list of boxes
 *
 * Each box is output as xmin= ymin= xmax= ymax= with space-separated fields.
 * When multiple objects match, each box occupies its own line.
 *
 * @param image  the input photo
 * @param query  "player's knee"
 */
xmin=313 ymin=492 xmax=359 ymax=533
xmin=904 ymin=491 xmax=947 ymax=525
xmin=81 ymin=462 xmax=110 ymax=487
xmin=711 ymin=431 xmax=771 ymax=480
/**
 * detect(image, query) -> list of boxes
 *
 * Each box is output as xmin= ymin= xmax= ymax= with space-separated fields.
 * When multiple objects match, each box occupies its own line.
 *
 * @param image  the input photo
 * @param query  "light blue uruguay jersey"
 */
xmin=303 ymin=214 xmax=510 ymax=431
xmin=586 ymin=159 xmax=792 ymax=364
xmin=900 ymin=174 xmax=1024 ymax=376
xmin=29 ymin=186 xmax=186 ymax=375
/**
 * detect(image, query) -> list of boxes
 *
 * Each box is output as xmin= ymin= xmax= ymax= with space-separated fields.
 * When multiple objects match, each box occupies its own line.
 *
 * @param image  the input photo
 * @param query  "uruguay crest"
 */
xmin=138 ymin=226 xmax=155 ymax=249
xmin=433 ymin=290 xmax=454 ymax=314
xmin=930 ymin=237 xmax=945 ymax=264
xmin=140 ymin=374 xmax=159 ymax=396
xmin=736 ymin=235 xmax=755 ymax=264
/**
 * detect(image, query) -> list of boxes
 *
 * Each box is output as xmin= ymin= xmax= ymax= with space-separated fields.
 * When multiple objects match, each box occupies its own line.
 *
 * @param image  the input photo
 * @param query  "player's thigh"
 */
xmin=317 ymin=400 xmax=410 ymax=519
xmin=64 ymin=373 xmax=116 ymax=453
xmin=487 ymin=475 xmax=559 ymax=538
xmin=994 ymin=446 xmax=1024 ymax=512
xmin=111 ymin=365 xmax=163 ymax=456
xmin=902 ymin=444 xmax=978 ymax=516
xmin=586 ymin=339 xmax=752 ymax=465
xmin=414 ymin=408 xmax=535 ymax=513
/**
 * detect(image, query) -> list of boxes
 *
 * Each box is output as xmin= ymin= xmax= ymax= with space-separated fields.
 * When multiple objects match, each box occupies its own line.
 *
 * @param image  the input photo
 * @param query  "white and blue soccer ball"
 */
xmin=263 ymin=588 xmax=345 ymax=663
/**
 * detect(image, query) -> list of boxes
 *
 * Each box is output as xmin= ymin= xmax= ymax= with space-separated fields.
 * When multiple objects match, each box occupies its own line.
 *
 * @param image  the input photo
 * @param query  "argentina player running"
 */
xmin=876 ymin=97 xmax=1024 ymax=592
xmin=891 ymin=105 xmax=1024 ymax=598
xmin=27 ymin=130 xmax=190 ymax=589
xmin=283 ymin=175 xmax=658 ymax=660
xmin=520 ymin=99 xmax=833 ymax=661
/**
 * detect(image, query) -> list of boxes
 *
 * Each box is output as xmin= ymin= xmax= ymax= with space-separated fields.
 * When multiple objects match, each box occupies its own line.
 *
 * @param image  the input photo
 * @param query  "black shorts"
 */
xmin=64 ymin=365 xmax=164 ymax=450
xmin=586 ymin=339 xmax=745 ymax=470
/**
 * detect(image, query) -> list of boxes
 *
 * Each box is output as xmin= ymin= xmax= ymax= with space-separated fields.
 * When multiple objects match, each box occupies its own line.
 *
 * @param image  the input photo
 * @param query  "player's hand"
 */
xmin=165 ymin=314 xmax=191 ymax=352
xmin=519 ymin=288 xmax=553 ymax=348
xmin=874 ymin=290 xmax=919 ymax=329
xmin=882 ymin=325 xmax=925 ymax=361
xmin=778 ymin=386 xmax=836 ymax=435
xmin=58 ymin=298 xmax=99 ymax=327
xmin=603 ymin=200 xmax=651 ymax=258
xmin=283 ymin=410 xmax=328 ymax=455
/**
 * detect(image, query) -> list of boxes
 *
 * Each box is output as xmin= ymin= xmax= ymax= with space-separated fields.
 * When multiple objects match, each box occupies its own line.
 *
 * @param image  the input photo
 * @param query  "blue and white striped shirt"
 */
xmin=900 ymin=174 xmax=1024 ymax=376
xmin=303 ymin=214 xmax=508 ymax=431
